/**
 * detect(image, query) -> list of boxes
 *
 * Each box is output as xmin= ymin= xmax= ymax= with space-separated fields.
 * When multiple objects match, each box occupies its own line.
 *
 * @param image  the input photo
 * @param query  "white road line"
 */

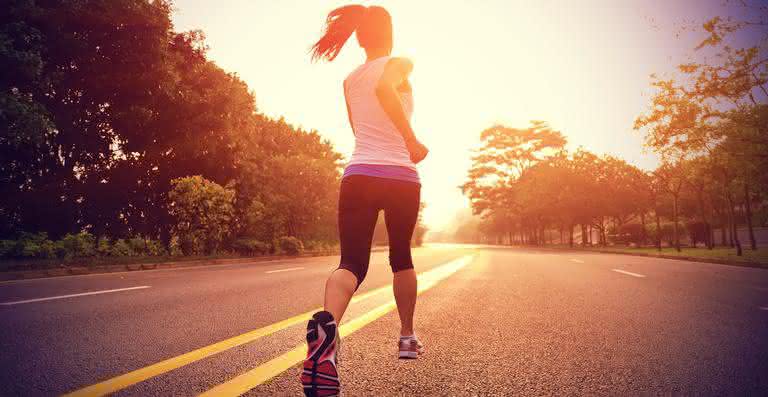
xmin=265 ymin=267 xmax=305 ymax=274
xmin=612 ymin=269 xmax=646 ymax=278
xmin=760 ymin=306 xmax=768 ymax=311
xmin=570 ymin=259 xmax=585 ymax=263
xmin=0 ymin=285 xmax=150 ymax=306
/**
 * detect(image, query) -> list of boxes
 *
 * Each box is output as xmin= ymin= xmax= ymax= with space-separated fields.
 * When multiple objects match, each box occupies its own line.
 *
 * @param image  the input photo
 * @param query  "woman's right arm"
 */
xmin=375 ymin=58 xmax=428 ymax=164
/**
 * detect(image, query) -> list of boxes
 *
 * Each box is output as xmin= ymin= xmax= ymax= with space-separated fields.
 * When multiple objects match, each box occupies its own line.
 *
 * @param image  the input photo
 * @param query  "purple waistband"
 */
xmin=343 ymin=164 xmax=420 ymax=184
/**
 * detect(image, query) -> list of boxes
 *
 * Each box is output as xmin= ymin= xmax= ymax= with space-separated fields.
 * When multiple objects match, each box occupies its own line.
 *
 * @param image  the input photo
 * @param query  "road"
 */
xmin=0 ymin=245 xmax=766 ymax=396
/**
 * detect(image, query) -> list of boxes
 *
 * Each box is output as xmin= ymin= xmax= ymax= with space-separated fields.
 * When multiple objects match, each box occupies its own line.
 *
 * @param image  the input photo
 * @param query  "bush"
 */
xmin=111 ymin=239 xmax=133 ymax=257
xmin=303 ymin=240 xmax=336 ymax=252
xmin=145 ymin=239 xmax=167 ymax=256
xmin=302 ymin=240 xmax=320 ymax=251
xmin=38 ymin=239 xmax=57 ymax=259
xmin=232 ymin=239 xmax=270 ymax=256
xmin=0 ymin=233 xmax=167 ymax=260
xmin=610 ymin=223 xmax=647 ymax=246
xmin=97 ymin=237 xmax=111 ymax=256
xmin=169 ymin=235 xmax=183 ymax=256
xmin=277 ymin=236 xmax=303 ymax=255
xmin=128 ymin=237 xmax=147 ymax=256
xmin=58 ymin=232 xmax=96 ymax=259
xmin=15 ymin=232 xmax=57 ymax=259
xmin=168 ymin=176 xmax=235 ymax=255
xmin=0 ymin=240 xmax=15 ymax=258
xmin=647 ymin=222 xmax=685 ymax=247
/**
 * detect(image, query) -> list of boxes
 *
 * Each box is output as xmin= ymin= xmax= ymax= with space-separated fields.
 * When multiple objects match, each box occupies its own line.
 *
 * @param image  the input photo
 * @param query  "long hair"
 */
xmin=310 ymin=5 xmax=393 ymax=62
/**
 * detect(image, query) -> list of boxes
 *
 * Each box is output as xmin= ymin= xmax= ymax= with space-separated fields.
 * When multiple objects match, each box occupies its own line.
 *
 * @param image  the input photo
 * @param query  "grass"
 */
xmin=578 ymin=246 xmax=768 ymax=266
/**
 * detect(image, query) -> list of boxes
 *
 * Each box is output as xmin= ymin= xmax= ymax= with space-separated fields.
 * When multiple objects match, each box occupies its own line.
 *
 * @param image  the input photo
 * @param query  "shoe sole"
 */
xmin=302 ymin=315 xmax=339 ymax=397
xmin=398 ymin=350 xmax=419 ymax=359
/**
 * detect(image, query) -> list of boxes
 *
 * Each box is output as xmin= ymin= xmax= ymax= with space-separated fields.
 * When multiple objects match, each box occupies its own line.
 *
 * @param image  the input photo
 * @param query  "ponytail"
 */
xmin=310 ymin=5 xmax=367 ymax=62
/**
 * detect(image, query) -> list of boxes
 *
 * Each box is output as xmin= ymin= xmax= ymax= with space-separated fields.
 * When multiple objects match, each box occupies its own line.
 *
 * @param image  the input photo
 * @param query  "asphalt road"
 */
xmin=0 ymin=245 xmax=766 ymax=396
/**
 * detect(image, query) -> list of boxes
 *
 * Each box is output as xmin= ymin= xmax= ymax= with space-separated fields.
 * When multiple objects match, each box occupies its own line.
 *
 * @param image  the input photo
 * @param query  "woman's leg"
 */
xmin=323 ymin=269 xmax=358 ymax=322
xmin=326 ymin=176 xmax=379 ymax=322
xmin=392 ymin=269 xmax=417 ymax=335
xmin=383 ymin=181 xmax=421 ymax=336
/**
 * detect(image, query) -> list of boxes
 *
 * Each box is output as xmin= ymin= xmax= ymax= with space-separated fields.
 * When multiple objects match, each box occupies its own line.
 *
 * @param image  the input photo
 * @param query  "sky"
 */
xmin=170 ymin=0 xmax=744 ymax=233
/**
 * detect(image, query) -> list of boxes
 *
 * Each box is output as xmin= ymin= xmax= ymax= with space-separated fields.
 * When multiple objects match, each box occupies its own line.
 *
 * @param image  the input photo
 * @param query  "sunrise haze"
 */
xmin=171 ymin=0 xmax=737 ymax=233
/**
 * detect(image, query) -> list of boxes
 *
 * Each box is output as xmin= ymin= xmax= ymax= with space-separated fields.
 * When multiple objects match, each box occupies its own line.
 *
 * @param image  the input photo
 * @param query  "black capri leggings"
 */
xmin=337 ymin=175 xmax=421 ymax=288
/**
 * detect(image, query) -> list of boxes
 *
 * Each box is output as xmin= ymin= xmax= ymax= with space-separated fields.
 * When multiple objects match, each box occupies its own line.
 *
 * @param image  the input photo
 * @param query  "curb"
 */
xmin=0 ymin=250 xmax=344 ymax=282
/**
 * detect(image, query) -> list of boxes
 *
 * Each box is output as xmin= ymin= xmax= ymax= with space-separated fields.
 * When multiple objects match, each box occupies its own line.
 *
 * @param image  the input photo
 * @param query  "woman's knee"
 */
xmin=337 ymin=263 xmax=368 ymax=289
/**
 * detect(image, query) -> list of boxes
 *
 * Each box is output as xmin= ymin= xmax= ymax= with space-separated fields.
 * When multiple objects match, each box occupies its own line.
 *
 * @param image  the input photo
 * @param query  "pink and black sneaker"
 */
xmin=301 ymin=311 xmax=340 ymax=397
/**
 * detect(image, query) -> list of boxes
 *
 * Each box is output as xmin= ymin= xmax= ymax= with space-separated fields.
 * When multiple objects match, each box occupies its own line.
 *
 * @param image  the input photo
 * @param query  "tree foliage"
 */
xmin=458 ymin=5 xmax=766 ymax=253
xmin=168 ymin=176 xmax=235 ymax=255
xmin=1 ymin=1 xmax=343 ymax=254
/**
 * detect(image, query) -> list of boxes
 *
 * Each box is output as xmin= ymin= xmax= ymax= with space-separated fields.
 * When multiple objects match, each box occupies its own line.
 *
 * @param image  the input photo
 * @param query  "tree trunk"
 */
xmin=655 ymin=210 xmax=662 ymax=252
xmin=695 ymin=187 xmax=713 ymax=249
xmin=744 ymin=180 xmax=757 ymax=250
xmin=719 ymin=224 xmax=726 ymax=247
xmin=569 ymin=224 xmax=574 ymax=248
xmin=640 ymin=212 xmax=647 ymax=247
xmin=601 ymin=217 xmax=607 ymax=246
xmin=726 ymin=191 xmax=742 ymax=256
xmin=727 ymin=220 xmax=734 ymax=247
xmin=672 ymin=195 xmax=681 ymax=252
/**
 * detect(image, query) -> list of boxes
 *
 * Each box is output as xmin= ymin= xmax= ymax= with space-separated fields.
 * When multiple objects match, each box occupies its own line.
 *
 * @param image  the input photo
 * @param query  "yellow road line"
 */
xmin=199 ymin=255 xmax=474 ymax=397
xmin=64 ymin=256 xmax=470 ymax=397
xmin=66 ymin=276 xmax=397 ymax=396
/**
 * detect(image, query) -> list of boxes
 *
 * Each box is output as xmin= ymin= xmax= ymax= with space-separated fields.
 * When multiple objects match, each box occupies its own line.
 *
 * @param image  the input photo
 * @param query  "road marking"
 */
xmin=64 ymin=255 xmax=473 ymax=397
xmin=570 ymin=259 xmax=585 ymax=263
xmin=265 ymin=267 xmax=305 ymax=274
xmin=612 ymin=269 xmax=646 ymax=278
xmin=760 ymin=306 xmax=768 ymax=311
xmin=198 ymin=255 xmax=473 ymax=397
xmin=0 ymin=286 xmax=150 ymax=306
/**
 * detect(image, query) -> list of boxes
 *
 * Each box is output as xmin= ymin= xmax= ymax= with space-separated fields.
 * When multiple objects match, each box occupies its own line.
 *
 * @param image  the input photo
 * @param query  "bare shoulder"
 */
xmin=388 ymin=57 xmax=413 ymax=74
xmin=379 ymin=57 xmax=414 ymax=87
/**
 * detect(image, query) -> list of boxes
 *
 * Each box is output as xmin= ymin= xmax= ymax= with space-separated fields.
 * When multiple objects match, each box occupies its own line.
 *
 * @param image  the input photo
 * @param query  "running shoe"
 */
xmin=301 ymin=311 xmax=340 ymax=397
xmin=398 ymin=335 xmax=424 ymax=359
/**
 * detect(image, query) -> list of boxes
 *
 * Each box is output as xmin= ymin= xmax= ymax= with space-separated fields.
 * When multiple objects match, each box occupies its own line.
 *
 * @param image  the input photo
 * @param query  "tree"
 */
xmin=635 ymin=6 xmax=767 ymax=255
xmin=168 ymin=176 xmax=235 ymax=255
xmin=654 ymin=161 xmax=688 ymax=252
xmin=462 ymin=121 xmax=566 ymax=244
xmin=1 ymin=1 xmax=344 ymax=254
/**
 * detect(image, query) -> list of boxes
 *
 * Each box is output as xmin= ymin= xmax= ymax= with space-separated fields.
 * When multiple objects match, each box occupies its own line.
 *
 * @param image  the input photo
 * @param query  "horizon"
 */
xmin=170 ymin=0 xmax=746 ymax=233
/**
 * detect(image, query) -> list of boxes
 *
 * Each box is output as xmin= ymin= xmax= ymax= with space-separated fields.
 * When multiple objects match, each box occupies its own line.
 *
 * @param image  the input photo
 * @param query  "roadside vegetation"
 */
xmin=459 ymin=4 xmax=767 ymax=261
xmin=0 ymin=1 xmax=425 ymax=271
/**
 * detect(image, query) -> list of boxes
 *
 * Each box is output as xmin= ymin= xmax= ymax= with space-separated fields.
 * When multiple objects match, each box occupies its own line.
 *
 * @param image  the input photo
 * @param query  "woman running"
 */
xmin=301 ymin=4 xmax=429 ymax=396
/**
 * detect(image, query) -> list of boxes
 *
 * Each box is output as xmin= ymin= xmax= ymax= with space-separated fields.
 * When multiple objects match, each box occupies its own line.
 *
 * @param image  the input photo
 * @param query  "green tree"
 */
xmin=168 ymin=176 xmax=235 ymax=255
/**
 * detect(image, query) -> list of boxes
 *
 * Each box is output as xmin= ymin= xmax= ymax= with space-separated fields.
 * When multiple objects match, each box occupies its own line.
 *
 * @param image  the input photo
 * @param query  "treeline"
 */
xmin=1 ymin=0 xmax=344 ymax=259
xmin=460 ymin=9 xmax=767 ymax=255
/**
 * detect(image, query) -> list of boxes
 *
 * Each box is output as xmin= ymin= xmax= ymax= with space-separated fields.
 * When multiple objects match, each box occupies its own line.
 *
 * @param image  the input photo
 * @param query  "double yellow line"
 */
xmin=66 ymin=255 xmax=473 ymax=397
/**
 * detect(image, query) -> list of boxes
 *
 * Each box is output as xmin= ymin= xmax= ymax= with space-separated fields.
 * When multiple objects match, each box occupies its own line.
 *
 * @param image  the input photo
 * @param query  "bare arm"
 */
xmin=375 ymin=58 xmax=416 ymax=142
xmin=375 ymin=58 xmax=428 ymax=163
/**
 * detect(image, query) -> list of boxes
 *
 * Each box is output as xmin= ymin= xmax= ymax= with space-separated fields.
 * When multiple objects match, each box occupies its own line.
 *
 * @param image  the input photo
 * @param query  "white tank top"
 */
xmin=344 ymin=56 xmax=415 ymax=169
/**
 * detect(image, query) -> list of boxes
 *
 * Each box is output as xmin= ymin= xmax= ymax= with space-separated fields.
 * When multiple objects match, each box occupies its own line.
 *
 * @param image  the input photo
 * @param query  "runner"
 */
xmin=301 ymin=4 xmax=429 ymax=396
